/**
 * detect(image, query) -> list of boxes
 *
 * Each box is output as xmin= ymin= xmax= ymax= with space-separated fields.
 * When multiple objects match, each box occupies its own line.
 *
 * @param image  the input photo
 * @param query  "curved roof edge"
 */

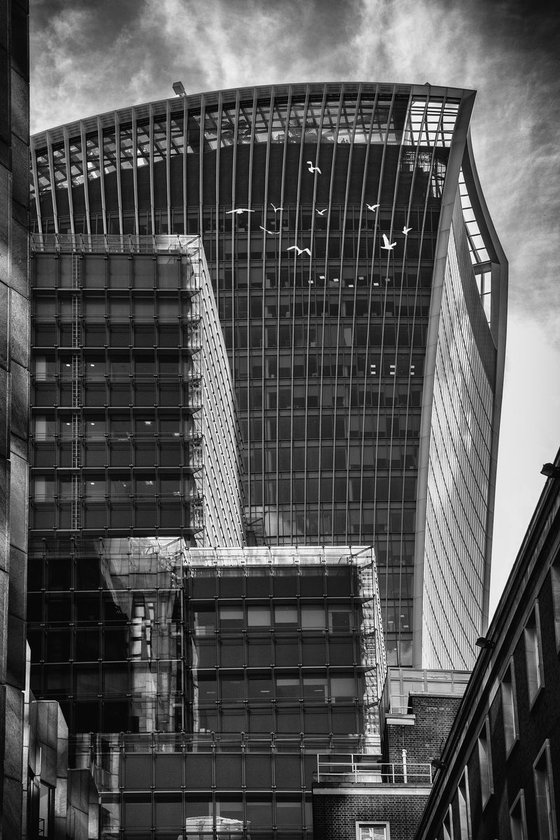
xmin=31 ymin=81 xmax=475 ymax=148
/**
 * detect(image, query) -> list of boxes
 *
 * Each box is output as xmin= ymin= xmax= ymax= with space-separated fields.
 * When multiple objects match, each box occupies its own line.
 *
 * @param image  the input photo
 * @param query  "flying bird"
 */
xmin=316 ymin=208 xmax=327 ymax=215
xmin=259 ymin=226 xmax=280 ymax=235
xmin=270 ymin=203 xmax=283 ymax=212
xmin=381 ymin=234 xmax=396 ymax=251
xmin=402 ymin=226 xmax=412 ymax=235
xmin=226 ymin=208 xmax=255 ymax=215
xmin=287 ymin=245 xmax=312 ymax=256
xmin=306 ymin=161 xmax=321 ymax=174
xmin=366 ymin=203 xmax=380 ymax=212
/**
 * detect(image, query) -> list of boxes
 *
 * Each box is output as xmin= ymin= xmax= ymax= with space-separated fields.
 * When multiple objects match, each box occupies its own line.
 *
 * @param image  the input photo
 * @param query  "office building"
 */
xmin=30 ymin=81 xmax=507 ymax=669
xmin=74 ymin=545 xmax=386 ymax=838
xmin=27 ymin=233 xmax=244 ymax=737
xmin=414 ymin=451 xmax=560 ymax=840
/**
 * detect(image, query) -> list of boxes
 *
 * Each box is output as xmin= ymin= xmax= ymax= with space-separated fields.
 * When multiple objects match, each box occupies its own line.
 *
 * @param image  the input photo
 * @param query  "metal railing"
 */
xmin=315 ymin=755 xmax=434 ymax=785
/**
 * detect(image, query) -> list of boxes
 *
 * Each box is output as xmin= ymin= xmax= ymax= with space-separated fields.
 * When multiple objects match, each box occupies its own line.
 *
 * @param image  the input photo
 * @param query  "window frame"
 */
xmin=524 ymin=602 xmax=545 ymax=707
xmin=501 ymin=659 xmax=519 ymax=757
xmin=509 ymin=789 xmax=528 ymax=840
xmin=533 ymin=739 xmax=558 ymax=840
xmin=355 ymin=822 xmax=390 ymax=840
xmin=477 ymin=716 xmax=493 ymax=809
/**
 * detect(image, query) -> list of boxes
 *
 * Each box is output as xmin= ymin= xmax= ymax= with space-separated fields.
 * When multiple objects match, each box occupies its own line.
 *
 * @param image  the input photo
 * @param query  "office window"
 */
xmin=551 ymin=558 xmax=560 ymax=649
xmin=509 ymin=790 xmax=528 ymax=840
xmin=442 ymin=804 xmax=454 ymax=840
xmin=457 ymin=770 xmax=471 ymax=840
xmin=355 ymin=823 xmax=389 ymax=840
xmin=501 ymin=660 xmax=518 ymax=755
xmin=525 ymin=604 xmax=544 ymax=705
xmin=533 ymin=740 xmax=557 ymax=840
xmin=477 ymin=718 xmax=493 ymax=808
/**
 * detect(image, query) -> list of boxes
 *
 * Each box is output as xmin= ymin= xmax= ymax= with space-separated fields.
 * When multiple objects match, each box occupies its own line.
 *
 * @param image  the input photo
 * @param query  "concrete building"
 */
xmin=414 ymin=450 xmax=560 ymax=839
xmin=29 ymin=82 xmax=508 ymax=671
xmin=0 ymin=0 xmax=29 ymax=836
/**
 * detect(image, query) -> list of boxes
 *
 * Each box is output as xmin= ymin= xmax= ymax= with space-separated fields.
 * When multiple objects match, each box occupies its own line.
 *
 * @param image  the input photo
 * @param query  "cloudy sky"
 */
xmin=30 ymin=0 xmax=560 ymax=613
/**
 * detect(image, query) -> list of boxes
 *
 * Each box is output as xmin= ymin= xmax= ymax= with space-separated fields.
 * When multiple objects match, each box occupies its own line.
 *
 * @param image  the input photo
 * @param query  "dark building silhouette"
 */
xmin=0 ymin=0 xmax=29 ymax=836
xmin=414 ymin=451 xmax=560 ymax=840
xmin=30 ymin=82 xmax=507 ymax=670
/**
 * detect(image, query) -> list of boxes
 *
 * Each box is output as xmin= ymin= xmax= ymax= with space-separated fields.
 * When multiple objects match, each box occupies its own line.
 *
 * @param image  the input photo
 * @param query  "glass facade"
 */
xmin=28 ymin=234 xmax=244 ymax=734
xmin=30 ymin=81 xmax=507 ymax=670
xmin=58 ymin=545 xmax=385 ymax=839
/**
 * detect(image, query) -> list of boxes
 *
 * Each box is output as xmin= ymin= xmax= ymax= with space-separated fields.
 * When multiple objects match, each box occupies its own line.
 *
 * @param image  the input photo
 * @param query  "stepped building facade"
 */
xmin=30 ymin=81 xmax=507 ymax=670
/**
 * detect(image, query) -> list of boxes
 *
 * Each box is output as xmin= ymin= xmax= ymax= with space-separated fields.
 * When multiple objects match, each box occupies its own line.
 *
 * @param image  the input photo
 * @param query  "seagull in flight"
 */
xmin=316 ymin=208 xmax=327 ymax=215
xmin=366 ymin=203 xmax=380 ymax=212
xmin=402 ymin=226 xmax=412 ymax=235
xmin=381 ymin=234 xmax=396 ymax=251
xmin=259 ymin=226 xmax=280 ymax=235
xmin=306 ymin=161 xmax=322 ymax=174
xmin=287 ymin=245 xmax=312 ymax=256
xmin=226 ymin=208 xmax=255 ymax=215
xmin=270 ymin=203 xmax=283 ymax=212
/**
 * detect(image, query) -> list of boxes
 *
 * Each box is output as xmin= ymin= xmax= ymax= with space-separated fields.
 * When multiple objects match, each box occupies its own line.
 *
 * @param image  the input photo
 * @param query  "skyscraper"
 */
xmin=30 ymin=81 xmax=507 ymax=670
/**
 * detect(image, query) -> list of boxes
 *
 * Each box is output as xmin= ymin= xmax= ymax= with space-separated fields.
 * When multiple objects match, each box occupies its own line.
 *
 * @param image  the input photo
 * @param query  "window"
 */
xmin=442 ymin=804 xmax=454 ymax=840
xmin=501 ymin=660 xmax=518 ymax=755
xmin=509 ymin=790 xmax=528 ymax=840
xmin=457 ymin=770 xmax=471 ymax=840
xmin=525 ymin=604 xmax=544 ymax=705
xmin=356 ymin=823 xmax=389 ymax=840
xmin=533 ymin=740 xmax=557 ymax=840
xmin=477 ymin=718 xmax=493 ymax=807
xmin=551 ymin=558 xmax=560 ymax=649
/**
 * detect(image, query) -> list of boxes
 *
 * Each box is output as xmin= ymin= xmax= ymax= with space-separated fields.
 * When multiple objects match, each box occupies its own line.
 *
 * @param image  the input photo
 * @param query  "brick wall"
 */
xmin=313 ymin=789 xmax=431 ymax=840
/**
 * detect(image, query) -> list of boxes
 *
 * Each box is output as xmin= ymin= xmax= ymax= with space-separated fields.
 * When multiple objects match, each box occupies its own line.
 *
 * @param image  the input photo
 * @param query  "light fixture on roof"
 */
xmin=172 ymin=81 xmax=187 ymax=97
xmin=541 ymin=463 xmax=560 ymax=479
xmin=475 ymin=636 xmax=494 ymax=650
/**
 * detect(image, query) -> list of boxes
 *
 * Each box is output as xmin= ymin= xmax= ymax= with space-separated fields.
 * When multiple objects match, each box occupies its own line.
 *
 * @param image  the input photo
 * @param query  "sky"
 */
xmin=30 ymin=0 xmax=560 ymax=615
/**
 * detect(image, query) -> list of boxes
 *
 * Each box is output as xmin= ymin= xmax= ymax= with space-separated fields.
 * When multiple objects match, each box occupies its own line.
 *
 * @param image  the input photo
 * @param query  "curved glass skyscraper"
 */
xmin=31 ymin=82 xmax=507 ymax=670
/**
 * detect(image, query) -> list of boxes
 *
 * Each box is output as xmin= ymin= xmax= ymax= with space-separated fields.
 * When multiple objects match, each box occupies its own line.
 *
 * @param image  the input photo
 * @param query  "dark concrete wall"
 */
xmin=0 ymin=0 xmax=29 ymax=837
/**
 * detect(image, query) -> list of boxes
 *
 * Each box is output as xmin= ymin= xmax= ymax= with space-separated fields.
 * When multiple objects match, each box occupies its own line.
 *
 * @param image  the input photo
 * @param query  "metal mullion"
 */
xmin=290 ymin=84 xmax=310 ymax=540
xmin=277 ymin=85 xmax=293 ymax=535
xmin=97 ymin=118 xmax=107 ymax=235
xmin=182 ymin=98 xmax=188 ymax=236
xmin=339 ymin=84 xmax=363 ymax=541
xmin=114 ymin=114 xmax=124 ymax=236
xmin=266 ymin=88 xmax=282 ymax=535
xmin=215 ymin=91 xmax=223 ymax=302
xmin=62 ymin=128 xmax=75 ymax=235
xmin=313 ymin=84 xmax=329 ymax=540
xmin=80 ymin=124 xmax=92 ymax=236
xmin=148 ymin=105 xmax=156 ymax=233
xmin=323 ymin=87 xmax=346 ymax=539
xmin=371 ymin=87 xmax=399 ymax=549
xmin=30 ymin=137 xmax=42 ymax=235
xmin=131 ymin=110 xmax=139 ymax=235
xmin=246 ymin=91 xmax=265 ymax=526
xmin=356 ymin=87 xmax=381 ymax=540
xmin=45 ymin=132 xmax=59 ymax=234
xmin=165 ymin=101 xmax=172 ymax=236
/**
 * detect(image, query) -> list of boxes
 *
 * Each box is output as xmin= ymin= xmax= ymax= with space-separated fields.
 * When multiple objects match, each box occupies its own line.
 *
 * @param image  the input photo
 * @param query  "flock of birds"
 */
xmin=225 ymin=161 xmax=412 ymax=261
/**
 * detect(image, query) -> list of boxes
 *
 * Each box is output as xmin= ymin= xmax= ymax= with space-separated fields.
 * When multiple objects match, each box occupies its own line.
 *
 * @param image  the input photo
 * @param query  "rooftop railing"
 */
xmin=315 ymin=755 xmax=434 ymax=785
